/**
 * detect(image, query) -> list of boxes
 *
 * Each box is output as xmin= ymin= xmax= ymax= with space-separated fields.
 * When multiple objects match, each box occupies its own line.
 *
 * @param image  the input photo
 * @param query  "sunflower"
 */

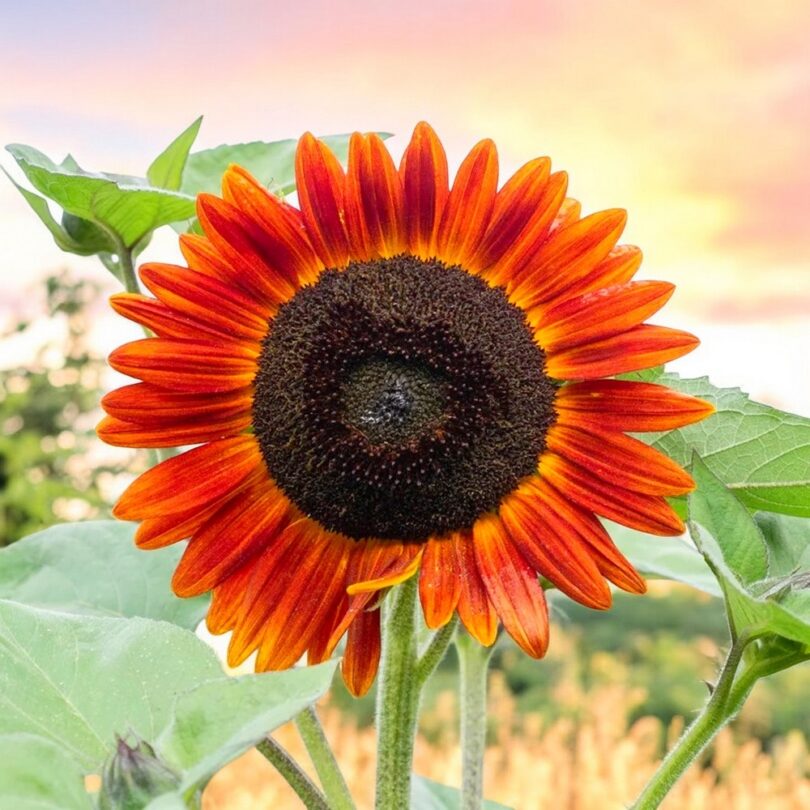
xmin=99 ymin=123 xmax=713 ymax=696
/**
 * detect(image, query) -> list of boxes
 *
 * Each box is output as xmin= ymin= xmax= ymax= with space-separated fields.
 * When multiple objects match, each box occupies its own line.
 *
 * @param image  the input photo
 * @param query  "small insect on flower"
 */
xmin=99 ymin=123 xmax=713 ymax=696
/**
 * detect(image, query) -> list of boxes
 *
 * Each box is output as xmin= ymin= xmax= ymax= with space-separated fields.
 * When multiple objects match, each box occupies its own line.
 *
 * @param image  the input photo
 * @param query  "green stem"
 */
xmin=456 ymin=633 xmax=494 ymax=810
xmin=632 ymin=632 xmax=755 ymax=810
xmin=416 ymin=615 xmax=459 ymax=686
xmin=115 ymin=243 xmax=140 ymax=294
xmin=375 ymin=576 xmax=420 ymax=810
xmin=256 ymin=737 xmax=330 ymax=810
xmin=295 ymin=705 xmax=356 ymax=810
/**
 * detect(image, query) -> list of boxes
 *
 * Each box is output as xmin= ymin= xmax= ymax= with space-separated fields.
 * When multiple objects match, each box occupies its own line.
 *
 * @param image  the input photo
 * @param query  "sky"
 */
xmin=1 ymin=0 xmax=808 ymax=409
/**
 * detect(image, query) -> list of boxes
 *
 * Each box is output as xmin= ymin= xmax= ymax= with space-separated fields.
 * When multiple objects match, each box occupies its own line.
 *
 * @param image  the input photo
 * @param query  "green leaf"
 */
xmin=687 ymin=457 xmax=810 ymax=645
xmin=6 ymin=144 xmax=196 ymax=249
xmin=0 ymin=521 xmax=208 ymax=628
xmin=607 ymin=523 xmax=720 ymax=596
xmin=2 ymin=168 xmax=114 ymax=256
xmin=410 ymin=776 xmax=512 ymax=810
xmin=754 ymin=512 xmax=810 ymax=578
xmin=0 ymin=733 xmax=93 ymax=810
xmin=148 ymin=118 xmax=203 ymax=191
xmin=0 ymin=601 xmax=224 ymax=772
xmin=157 ymin=663 xmax=337 ymax=791
xmin=645 ymin=374 xmax=810 ymax=518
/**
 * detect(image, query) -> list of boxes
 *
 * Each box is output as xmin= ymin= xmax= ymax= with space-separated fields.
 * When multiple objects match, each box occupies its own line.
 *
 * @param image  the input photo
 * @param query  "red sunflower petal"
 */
xmin=568 ymin=244 xmax=643 ymax=296
xmin=454 ymin=532 xmax=498 ymax=646
xmin=436 ymin=139 xmax=499 ymax=267
xmin=400 ymin=121 xmax=449 ymax=258
xmin=138 ymin=263 xmax=270 ymax=341
xmin=419 ymin=536 xmax=461 ymax=629
xmin=550 ymin=197 xmax=581 ymax=232
xmin=547 ymin=424 xmax=695 ymax=496
xmin=255 ymin=526 xmax=353 ymax=671
xmin=469 ymin=156 xmax=551 ymax=273
xmin=196 ymin=194 xmax=298 ymax=306
xmin=545 ymin=324 xmax=699 ymax=380
xmin=472 ymin=513 xmax=549 ymax=658
xmin=109 ymin=294 xmax=213 ymax=340
xmin=484 ymin=172 xmax=569 ymax=288
xmin=499 ymin=484 xmax=612 ymax=609
xmin=295 ymin=132 xmax=351 ymax=268
xmin=534 ymin=281 xmax=675 ymax=352
xmin=172 ymin=477 xmax=292 ymax=597
xmin=113 ymin=435 xmax=261 ymax=520
xmin=101 ymin=383 xmax=252 ymax=427
xmin=108 ymin=338 xmax=257 ymax=392
xmin=510 ymin=209 xmax=627 ymax=308
xmin=342 ymin=607 xmax=382 ymax=697
xmin=207 ymin=561 xmax=255 ymax=634
xmin=307 ymin=592 xmax=349 ymax=665
xmin=345 ymin=132 xmax=405 ymax=260
xmin=221 ymin=165 xmax=322 ymax=287
xmin=554 ymin=380 xmax=716 ymax=432
xmin=540 ymin=453 xmax=685 ymax=536
xmin=526 ymin=478 xmax=646 ymax=594
xmin=97 ymin=413 xmax=251 ymax=448
xmin=180 ymin=233 xmax=243 ymax=282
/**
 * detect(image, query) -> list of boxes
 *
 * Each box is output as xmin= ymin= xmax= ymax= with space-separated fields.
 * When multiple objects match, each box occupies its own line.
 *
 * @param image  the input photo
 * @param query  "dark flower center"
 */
xmin=252 ymin=255 xmax=556 ymax=540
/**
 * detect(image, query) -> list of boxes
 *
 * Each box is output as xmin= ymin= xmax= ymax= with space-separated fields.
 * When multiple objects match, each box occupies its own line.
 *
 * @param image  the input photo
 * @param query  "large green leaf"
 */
xmin=0 ymin=601 xmax=224 ymax=772
xmin=6 ymin=144 xmax=196 ymax=248
xmin=687 ymin=457 xmax=810 ymax=645
xmin=411 ymin=776 xmax=512 ymax=810
xmin=0 ymin=521 xmax=208 ymax=628
xmin=607 ymin=523 xmax=720 ymax=596
xmin=148 ymin=118 xmax=203 ymax=192
xmin=0 ymin=733 xmax=92 ymax=810
xmin=156 ymin=663 xmax=337 ymax=792
xmin=645 ymin=374 xmax=810 ymax=518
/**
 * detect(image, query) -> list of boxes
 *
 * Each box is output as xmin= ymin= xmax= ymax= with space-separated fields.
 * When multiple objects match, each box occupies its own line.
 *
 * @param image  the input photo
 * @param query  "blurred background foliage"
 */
xmin=1 ymin=271 xmax=808 ymax=768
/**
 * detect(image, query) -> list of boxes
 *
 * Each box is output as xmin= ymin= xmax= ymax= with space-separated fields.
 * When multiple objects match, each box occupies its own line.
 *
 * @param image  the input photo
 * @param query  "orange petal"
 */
xmin=307 ymin=592 xmax=349 ymax=665
xmin=436 ymin=139 xmax=498 ymax=266
xmin=454 ymin=532 xmax=498 ymax=646
xmin=547 ymin=424 xmax=695 ymax=496
xmin=472 ymin=513 xmax=549 ymax=658
xmin=419 ymin=536 xmax=461 ymax=629
xmin=97 ymin=413 xmax=251 ymax=448
xmin=534 ymin=281 xmax=675 ymax=352
xmin=400 ymin=121 xmax=449 ymax=258
xmin=108 ymin=338 xmax=257 ymax=392
xmin=484 ymin=172 xmax=569 ymax=288
xmin=113 ymin=435 xmax=261 ymax=520
xmin=554 ymin=380 xmax=716 ymax=432
xmin=546 ymin=325 xmax=700 ymax=380
xmin=196 ymin=194 xmax=297 ymax=306
xmin=102 ymin=383 xmax=252 ymax=426
xmin=345 ymin=132 xmax=405 ymax=259
xmin=499 ymin=484 xmax=612 ymax=609
xmin=469 ymin=157 xmax=551 ymax=273
xmin=540 ymin=453 xmax=685 ymax=536
xmin=221 ymin=165 xmax=322 ymax=286
xmin=207 ymin=562 xmax=255 ymax=635
xmin=138 ymin=263 xmax=270 ymax=341
xmin=172 ymin=477 xmax=292 ymax=597
xmin=550 ymin=197 xmax=581 ymax=233
xmin=295 ymin=132 xmax=351 ymax=268
xmin=342 ymin=607 xmax=382 ymax=697
xmin=255 ymin=526 xmax=352 ymax=671
xmin=526 ymin=478 xmax=646 ymax=594
xmin=510 ymin=209 xmax=627 ymax=308
xmin=568 ymin=244 xmax=643 ymax=296
xmin=109 ymin=294 xmax=215 ymax=340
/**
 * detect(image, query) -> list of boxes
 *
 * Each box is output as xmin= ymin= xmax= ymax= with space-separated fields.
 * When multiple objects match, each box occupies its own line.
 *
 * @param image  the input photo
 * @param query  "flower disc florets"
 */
xmin=253 ymin=254 xmax=556 ymax=540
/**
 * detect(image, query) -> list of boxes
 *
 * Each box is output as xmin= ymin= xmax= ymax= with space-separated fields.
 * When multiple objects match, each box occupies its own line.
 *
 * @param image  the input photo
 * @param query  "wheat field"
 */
xmin=202 ymin=673 xmax=810 ymax=809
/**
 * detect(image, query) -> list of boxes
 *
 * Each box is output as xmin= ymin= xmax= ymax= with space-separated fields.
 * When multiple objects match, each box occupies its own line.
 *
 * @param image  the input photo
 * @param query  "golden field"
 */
xmin=202 ymin=673 xmax=810 ymax=810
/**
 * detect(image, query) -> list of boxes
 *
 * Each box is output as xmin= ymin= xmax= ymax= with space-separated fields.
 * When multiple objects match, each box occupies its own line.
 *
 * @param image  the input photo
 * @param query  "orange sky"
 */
xmin=1 ymin=0 xmax=808 ymax=405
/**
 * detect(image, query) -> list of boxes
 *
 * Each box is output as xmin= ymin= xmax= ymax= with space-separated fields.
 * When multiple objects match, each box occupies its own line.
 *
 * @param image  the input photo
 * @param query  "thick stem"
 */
xmin=374 ymin=576 xmax=420 ymax=810
xmin=416 ymin=615 xmax=459 ymax=686
xmin=116 ymin=244 xmax=140 ymax=294
xmin=295 ymin=705 xmax=355 ymax=810
xmin=631 ymin=632 xmax=754 ymax=810
xmin=256 ymin=737 xmax=330 ymax=810
xmin=456 ymin=633 xmax=494 ymax=810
